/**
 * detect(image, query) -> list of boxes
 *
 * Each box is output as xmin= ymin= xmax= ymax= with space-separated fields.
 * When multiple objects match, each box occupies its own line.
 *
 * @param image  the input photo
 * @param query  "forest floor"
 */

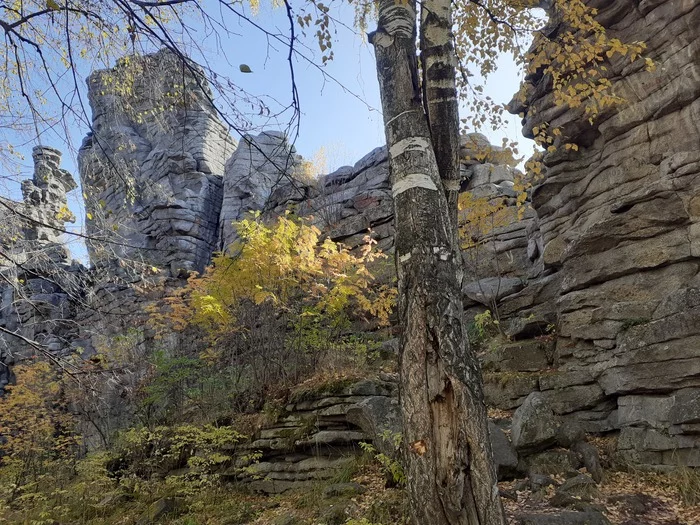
xmin=1 ymin=448 xmax=698 ymax=524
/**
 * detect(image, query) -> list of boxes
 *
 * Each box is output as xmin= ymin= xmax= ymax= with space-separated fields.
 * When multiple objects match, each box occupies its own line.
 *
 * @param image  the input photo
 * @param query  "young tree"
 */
xmin=364 ymin=0 xmax=648 ymax=522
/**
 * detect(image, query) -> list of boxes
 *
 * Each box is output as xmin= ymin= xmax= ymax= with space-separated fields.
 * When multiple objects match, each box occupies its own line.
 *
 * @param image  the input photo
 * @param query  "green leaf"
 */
xmin=239 ymin=64 xmax=253 ymax=73
xmin=46 ymin=0 xmax=60 ymax=10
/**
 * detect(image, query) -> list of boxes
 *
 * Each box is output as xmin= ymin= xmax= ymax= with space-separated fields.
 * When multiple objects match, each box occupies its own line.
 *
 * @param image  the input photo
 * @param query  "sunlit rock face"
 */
xmin=21 ymin=147 xmax=78 ymax=246
xmin=78 ymin=49 xmax=235 ymax=277
xmin=219 ymin=131 xmax=302 ymax=251
xmin=502 ymin=0 xmax=700 ymax=466
xmin=263 ymin=145 xmax=395 ymax=252
xmin=247 ymin=132 xmax=523 ymax=256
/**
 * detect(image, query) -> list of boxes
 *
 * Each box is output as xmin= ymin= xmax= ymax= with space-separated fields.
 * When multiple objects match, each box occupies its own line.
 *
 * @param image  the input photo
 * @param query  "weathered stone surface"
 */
xmin=541 ymin=384 xmax=607 ymax=416
xmin=263 ymin=146 xmax=394 ymax=251
xmin=514 ymin=510 xmax=610 ymax=525
xmin=488 ymin=421 xmax=518 ymax=479
xmin=219 ymin=131 xmax=302 ymax=250
xmin=79 ymin=49 xmax=235 ymax=276
xmin=511 ymin=393 xmax=561 ymax=452
xmin=571 ymin=441 xmax=604 ymax=484
xmin=496 ymin=0 xmax=700 ymax=467
xmin=529 ymin=473 xmax=558 ymax=491
xmin=520 ymin=449 xmax=581 ymax=477
xmin=482 ymin=340 xmax=553 ymax=373
xmin=463 ymin=277 xmax=525 ymax=305
xmin=554 ymin=420 xmax=586 ymax=448
xmin=346 ymin=395 xmax=401 ymax=457
xmin=21 ymin=147 xmax=78 ymax=245
xmin=484 ymin=372 xmax=539 ymax=410
xmin=558 ymin=474 xmax=599 ymax=499
xmin=227 ymin=378 xmax=396 ymax=493
xmin=0 ymin=148 xmax=85 ymax=388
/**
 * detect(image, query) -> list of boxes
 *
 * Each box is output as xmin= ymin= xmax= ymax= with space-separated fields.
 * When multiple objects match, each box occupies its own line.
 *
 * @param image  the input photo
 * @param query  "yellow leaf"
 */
xmin=410 ymin=440 xmax=427 ymax=456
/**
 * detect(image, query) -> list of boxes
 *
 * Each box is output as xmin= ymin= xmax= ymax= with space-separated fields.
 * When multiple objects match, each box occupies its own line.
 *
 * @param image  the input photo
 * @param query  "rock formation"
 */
xmin=219 ymin=131 xmax=302 ymax=250
xmin=2 ymin=7 xmax=700 ymax=472
xmin=498 ymin=0 xmax=700 ymax=467
xmin=78 ymin=49 xmax=235 ymax=276
xmin=228 ymin=377 xmax=399 ymax=493
xmin=263 ymin=145 xmax=395 ymax=252
xmin=20 ymin=146 xmax=78 ymax=248
xmin=0 ymin=147 xmax=84 ymax=391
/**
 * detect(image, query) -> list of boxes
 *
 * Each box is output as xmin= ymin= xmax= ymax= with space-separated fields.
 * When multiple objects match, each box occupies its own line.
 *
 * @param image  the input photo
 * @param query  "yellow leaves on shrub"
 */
xmin=150 ymin=213 xmax=396 ymax=342
xmin=526 ymin=0 xmax=649 ymax=110
xmin=458 ymin=192 xmax=517 ymax=250
xmin=0 ymin=361 xmax=77 ymax=499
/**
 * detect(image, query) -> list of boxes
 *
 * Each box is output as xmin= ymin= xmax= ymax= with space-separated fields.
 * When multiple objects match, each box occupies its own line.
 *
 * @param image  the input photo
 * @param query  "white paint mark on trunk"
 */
xmin=389 ymin=136 xmax=433 ymax=158
xmin=432 ymin=246 xmax=451 ymax=260
xmin=393 ymin=173 xmax=438 ymax=196
xmin=385 ymin=109 xmax=420 ymax=128
xmin=383 ymin=4 xmax=416 ymax=38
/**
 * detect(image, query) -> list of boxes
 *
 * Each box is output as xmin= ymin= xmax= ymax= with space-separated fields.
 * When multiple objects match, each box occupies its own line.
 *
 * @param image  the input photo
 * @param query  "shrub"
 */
xmin=0 ymin=361 xmax=79 ymax=504
xmin=149 ymin=213 xmax=396 ymax=410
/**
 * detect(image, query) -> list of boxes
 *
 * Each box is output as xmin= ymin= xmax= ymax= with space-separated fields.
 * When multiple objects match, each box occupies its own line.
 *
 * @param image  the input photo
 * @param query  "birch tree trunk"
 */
xmin=420 ymin=0 xmax=461 ymax=233
xmin=369 ymin=1 xmax=505 ymax=524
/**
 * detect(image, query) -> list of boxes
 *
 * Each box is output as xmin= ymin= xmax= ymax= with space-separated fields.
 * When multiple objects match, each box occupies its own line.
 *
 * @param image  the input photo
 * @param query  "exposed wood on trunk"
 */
xmin=420 ymin=0 xmax=461 ymax=234
xmin=369 ymin=1 xmax=505 ymax=524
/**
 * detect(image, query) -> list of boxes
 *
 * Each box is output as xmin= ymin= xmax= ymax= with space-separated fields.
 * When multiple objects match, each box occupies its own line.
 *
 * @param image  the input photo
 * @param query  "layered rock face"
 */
xmin=21 ymin=147 xmax=78 ymax=247
xmin=79 ymin=49 xmax=235 ymax=276
xmin=496 ymin=0 xmax=700 ymax=466
xmin=246 ymin=134 xmax=520 ymax=255
xmin=264 ymin=145 xmax=395 ymax=252
xmin=0 ymin=148 xmax=83 ymax=391
xmin=219 ymin=131 xmax=302 ymax=250
xmin=228 ymin=377 xmax=399 ymax=493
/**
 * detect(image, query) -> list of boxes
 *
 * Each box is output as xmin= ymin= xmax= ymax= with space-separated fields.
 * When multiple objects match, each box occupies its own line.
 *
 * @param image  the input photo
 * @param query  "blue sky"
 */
xmin=2 ymin=2 xmax=533 ymax=261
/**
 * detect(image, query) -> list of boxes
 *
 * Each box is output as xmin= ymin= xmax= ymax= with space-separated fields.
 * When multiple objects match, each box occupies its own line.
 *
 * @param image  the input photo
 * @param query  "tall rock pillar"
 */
xmin=78 ymin=49 xmax=236 ymax=277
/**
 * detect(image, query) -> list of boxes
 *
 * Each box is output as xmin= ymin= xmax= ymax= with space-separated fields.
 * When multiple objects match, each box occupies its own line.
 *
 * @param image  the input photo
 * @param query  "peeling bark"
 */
xmin=369 ymin=1 xmax=505 ymax=524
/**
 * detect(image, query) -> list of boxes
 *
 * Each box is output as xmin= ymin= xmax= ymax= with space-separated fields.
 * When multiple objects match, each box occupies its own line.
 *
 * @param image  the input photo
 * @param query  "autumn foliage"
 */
xmin=146 ymin=213 xmax=396 ymax=411
xmin=0 ymin=361 xmax=78 ymax=503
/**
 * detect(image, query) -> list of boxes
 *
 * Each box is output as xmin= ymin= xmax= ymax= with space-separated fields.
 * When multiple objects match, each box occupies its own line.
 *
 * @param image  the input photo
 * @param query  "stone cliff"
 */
xmin=501 ymin=0 xmax=700 ymax=467
xmin=1 ymin=0 xmax=699 ymax=470
xmin=219 ymin=130 xmax=302 ymax=250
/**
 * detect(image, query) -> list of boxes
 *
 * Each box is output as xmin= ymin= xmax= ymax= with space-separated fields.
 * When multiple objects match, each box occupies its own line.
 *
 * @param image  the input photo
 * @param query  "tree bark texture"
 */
xmin=420 ymin=0 xmax=461 ymax=234
xmin=370 ymin=2 xmax=505 ymax=524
